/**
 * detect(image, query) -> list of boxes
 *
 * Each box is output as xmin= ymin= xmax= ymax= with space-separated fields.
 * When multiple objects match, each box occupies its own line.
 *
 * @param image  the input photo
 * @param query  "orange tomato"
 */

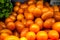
xmin=44 ymin=18 xmax=55 ymax=28
xmin=42 ymin=7 xmax=49 ymax=13
xmin=26 ymin=20 xmax=34 ymax=28
xmin=20 ymin=37 xmax=27 ymax=40
xmin=33 ymin=7 xmax=42 ymax=17
xmin=11 ymin=12 xmax=17 ymax=17
xmin=4 ymin=35 xmax=19 ymax=40
xmin=37 ymin=4 xmax=43 ymax=9
xmin=5 ymin=18 xmax=13 ymax=24
xmin=20 ymin=4 xmax=28 ymax=9
xmin=15 ymin=21 xmax=25 ymax=33
xmin=14 ymin=6 xmax=19 ymax=12
xmin=54 ymin=12 xmax=60 ymax=21
xmin=53 ymin=5 xmax=59 ymax=12
xmin=7 ymin=22 xmax=15 ymax=30
xmin=0 ymin=29 xmax=12 ymax=35
xmin=28 ymin=1 xmax=34 ymax=5
xmin=52 ymin=22 xmax=60 ymax=33
xmin=17 ymin=14 xmax=24 ymax=21
xmin=26 ymin=32 xmax=36 ymax=40
xmin=37 ymin=31 xmax=48 ymax=40
xmin=0 ymin=33 xmax=9 ymax=40
xmin=48 ymin=7 xmax=53 ymax=12
xmin=36 ymin=1 xmax=43 ymax=9
xmin=30 ymin=24 xmax=40 ymax=33
xmin=24 ymin=12 xmax=34 ymax=20
xmin=17 ymin=8 xmax=24 ymax=14
xmin=48 ymin=30 xmax=59 ymax=40
xmin=9 ymin=15 xmax=16 ymax=21
xmin=21 ymin=19 xmax=27 ymax=26
xmin=0 ymin=21 xmax=6 ymax=29
xmin=35 ymin=18 xmax=43 ymax=29
xmin=15 ymin=2 xmax=20 ymax=6
xmin=36 ymin=1 xmax=43 ymax=5
xmin=41 ymin=11 xmax=53 ymax=20
xmin=28 ymin=5 xmax=35 ymax=13
xmin=20 ymin=28 xmax=29 ymax=37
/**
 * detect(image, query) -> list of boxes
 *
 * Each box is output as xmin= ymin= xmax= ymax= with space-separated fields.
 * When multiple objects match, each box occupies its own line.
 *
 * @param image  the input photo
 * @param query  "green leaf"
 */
xmin=0 ymin=0 xmax=5 ymax=3
xmin=6 ymin=3 xmax=9 ymax=7
xmin=5 ymin=12 xmax=10 ymax=18
xmin=2 ymin=9 xmax=6 ymax=13
xmin=0 ymin=13 xmax=4 ymax=18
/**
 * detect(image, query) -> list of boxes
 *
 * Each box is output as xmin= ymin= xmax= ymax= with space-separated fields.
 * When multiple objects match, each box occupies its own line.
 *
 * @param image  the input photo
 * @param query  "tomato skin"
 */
xmin=48 ymin=30 xmax=59 ymax=40
xmin=37 ymin=31 xmax=48 ymax=40
xmin=44 ymin=18 xmax=55 ymax=28
xmin=30 ymin=24 xmax=40 ymax=33
xmin=52 ymin=22 xmax=60 ymax=33
xmin=7 ymin=22 xmax=15 ymax=30
xmin=35 ymin=18 xmax=43 ymax=29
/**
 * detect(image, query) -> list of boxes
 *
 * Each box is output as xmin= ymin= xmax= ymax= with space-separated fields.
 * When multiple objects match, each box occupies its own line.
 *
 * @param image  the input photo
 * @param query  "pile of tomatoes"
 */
xmin=0 ymin=0 xmax=60 ymax=40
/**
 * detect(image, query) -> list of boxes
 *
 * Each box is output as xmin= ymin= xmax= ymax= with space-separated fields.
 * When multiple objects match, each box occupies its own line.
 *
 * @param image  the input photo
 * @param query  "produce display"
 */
xmin=0 ymin=0 xmax=60 ymax=40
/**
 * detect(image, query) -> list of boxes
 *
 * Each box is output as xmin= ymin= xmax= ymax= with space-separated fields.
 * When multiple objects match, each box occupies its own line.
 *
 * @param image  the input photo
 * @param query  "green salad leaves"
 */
xmin=0 ymin=0 xmax=13 ymax=19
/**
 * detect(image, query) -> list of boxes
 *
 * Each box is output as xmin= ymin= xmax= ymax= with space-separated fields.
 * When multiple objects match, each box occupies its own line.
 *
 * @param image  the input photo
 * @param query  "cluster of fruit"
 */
xmin=0 ymin=0 xmax=60 ymax=40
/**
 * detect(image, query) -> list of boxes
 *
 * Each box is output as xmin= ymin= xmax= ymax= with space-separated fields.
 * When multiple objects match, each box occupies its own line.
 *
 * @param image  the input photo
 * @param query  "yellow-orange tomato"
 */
xmin=17 ymin=8 xmax=24 ymax=14
xmin=20 ymin=4 xmax=28 ymax=9
xmin=15 ymin=2 xmax=20 ymax=6
xmin=21 ymin=19 xmax=27 ymax=26
xmin=0 ymin=21 xmax=6 ymax=29
xmin=5 ymin=18 xmax=13 ymax=24
xmin=28 ymin=5 xmax=35 ymax=13
xmin=4 ymin=35 xmax=19 ymax=40
xmin=0 ymin=29 xmax=12 ymax=35
xmin=9 ymin=15 xmax=16 ymax=21
xmin=41 ymin=11 xmax=53 ymax=20
xmin=37 ymin=31 xmax=48 ymax=40
xmin=54 ymin=12 xmax=60 ymax=21
xmin=30 ymin=24 xmax=40 ymax=33
xmin=20 ymin=37 xmax=27 ymax=40
xmin=14 ymin=6 xmax=19 ymax=12
xmin=42 ymin=7 xmax=49 ymax=13
xmin=44 ymin=18 xmax=55 ymax=28
xmin=37 ymin=4 xmax=43 ymax=9
xmin=53 ymin=5 xmax=59 ymax=12
xmin=24 ymin=12 xmax=34 ymax=20
xmin=48 ymin=30 xmax=59 ymax=40
xmin=35 ymin=18 xmax=43 ymax=29
xmin=7 ymin=22 xmax=15 ymax=30
xmin=28 ymin=1 xmax=34 ymax=5
xmin=36 ymin=1 xmax=43 ymax=5
xmin=52 ymin=22 xmax=60 ymax=33
xmin=36 ymin=1 xmax=43 ymax=9
xmin=26 ymin=20 xmax=34 ymax=28
xmin=33 ymin=7 xmax=42 ymax=17
xmin=20 ymin=28 xmax=29 ymax=37
xmin=13 ymin=31 xmax=19 ymax=37
xmin=11 ymin=12 xmax=17 ymax=17
xmin=48 ymin=7 xmax=53 ymax=12
xmin=26 ymin=32 xmax=36 ymax=40
xmin=0 ymin=33 xmax=9 ymax=40
xmin=15 ymin=21 xmax=25 ymax=33
xmin=17 ymin=14 xmax=24 ymax=21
